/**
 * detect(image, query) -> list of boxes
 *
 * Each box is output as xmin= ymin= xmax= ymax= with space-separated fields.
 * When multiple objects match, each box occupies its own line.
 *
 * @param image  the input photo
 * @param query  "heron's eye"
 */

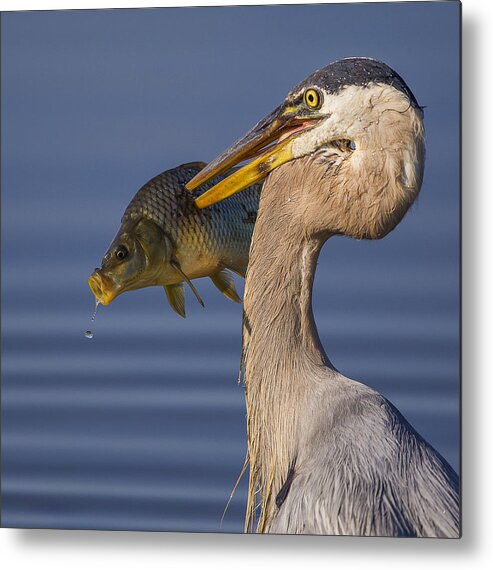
xmin=115 ymin=245 xmax=128 ymax=260
xmin=304 ymin=89 xmax=321 ymax=109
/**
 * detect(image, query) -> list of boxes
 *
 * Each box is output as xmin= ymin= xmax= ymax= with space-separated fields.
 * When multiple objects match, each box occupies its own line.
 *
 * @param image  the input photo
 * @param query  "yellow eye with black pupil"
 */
xmin=304 ymin=89 xmax=320 ymax=109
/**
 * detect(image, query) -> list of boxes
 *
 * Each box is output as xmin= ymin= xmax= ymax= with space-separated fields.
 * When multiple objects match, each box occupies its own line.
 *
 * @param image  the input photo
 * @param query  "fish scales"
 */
xmin=123 ymin=163 xmax=260 ymax=275
xmin=89 ymin=162 xmax=261 ymax=316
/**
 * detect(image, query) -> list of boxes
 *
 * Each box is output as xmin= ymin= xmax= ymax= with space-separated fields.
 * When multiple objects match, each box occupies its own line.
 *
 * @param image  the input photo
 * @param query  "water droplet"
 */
xmin=84 ymin=300 xmax=100 ymax=339
xmin=91 ymin=300 xmax=101 ymax=322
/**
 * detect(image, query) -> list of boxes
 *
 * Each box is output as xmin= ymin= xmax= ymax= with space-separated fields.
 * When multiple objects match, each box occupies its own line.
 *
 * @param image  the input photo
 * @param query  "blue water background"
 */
xmin=1 ymin=3 xmax=460 ymax=532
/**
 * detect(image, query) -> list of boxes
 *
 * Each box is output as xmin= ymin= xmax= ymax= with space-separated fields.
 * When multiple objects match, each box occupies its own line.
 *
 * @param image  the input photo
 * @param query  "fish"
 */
xmin=88 ymin=162 xmax=261 ymax=317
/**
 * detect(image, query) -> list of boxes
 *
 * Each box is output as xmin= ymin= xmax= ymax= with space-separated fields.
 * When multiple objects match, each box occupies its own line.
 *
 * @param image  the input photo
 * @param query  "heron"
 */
xmin=186 ymin=57 xmax=459 ymax=537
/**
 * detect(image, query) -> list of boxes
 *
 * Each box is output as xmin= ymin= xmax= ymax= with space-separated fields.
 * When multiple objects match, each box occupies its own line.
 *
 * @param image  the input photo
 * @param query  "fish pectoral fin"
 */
xmin=211 ymin=269 xmax=242 ymax=303
xmin=164 ymin=284 xmax=186 ymax=318
xmin=170 ymin=259 xmax=205 ymax=308
xmin=223 ymin=260 xmax=247 ymax=278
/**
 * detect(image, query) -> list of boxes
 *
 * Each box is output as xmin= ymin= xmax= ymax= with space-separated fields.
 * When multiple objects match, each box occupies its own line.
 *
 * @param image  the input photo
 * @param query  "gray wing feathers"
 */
xmin=269 ymin=391 xmax=459 ymax=537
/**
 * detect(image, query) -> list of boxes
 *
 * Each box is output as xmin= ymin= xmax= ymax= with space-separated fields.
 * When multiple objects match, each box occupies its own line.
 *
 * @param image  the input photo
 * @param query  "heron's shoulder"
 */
xmin=276 ymin=377 xmax=460 ymax=536
xmin=305 ymin=374 xmax=459 ymax=492
xmin=318 ymin=375 xmax=397 ymax=431
xmin=309 ymin=375 xmax=429 ymax=460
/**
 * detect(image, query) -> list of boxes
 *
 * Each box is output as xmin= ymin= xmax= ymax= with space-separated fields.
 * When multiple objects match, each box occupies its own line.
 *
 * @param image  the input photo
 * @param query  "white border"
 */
xmin=2 ymin=1 xmax=492 ymax=569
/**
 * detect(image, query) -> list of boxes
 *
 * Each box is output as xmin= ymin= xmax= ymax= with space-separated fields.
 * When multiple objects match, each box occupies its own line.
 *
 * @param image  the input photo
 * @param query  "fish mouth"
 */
xmin=185 ymin=103 xmax=321 ymax=208
xmin=88 ymin=270 xmax=120 ymax=305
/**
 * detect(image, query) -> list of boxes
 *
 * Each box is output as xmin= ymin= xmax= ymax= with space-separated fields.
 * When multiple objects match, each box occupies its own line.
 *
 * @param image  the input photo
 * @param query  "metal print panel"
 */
xmin=1 ymin=1 xmax=461 ymax=536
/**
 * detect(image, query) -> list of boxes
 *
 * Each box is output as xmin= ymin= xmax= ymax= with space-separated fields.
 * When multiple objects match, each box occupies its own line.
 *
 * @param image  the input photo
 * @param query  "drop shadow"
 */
xmin=459 ymin=5 xmax=480 ymax=554
xmin=9 ymin=526 xmax=470 ymax=557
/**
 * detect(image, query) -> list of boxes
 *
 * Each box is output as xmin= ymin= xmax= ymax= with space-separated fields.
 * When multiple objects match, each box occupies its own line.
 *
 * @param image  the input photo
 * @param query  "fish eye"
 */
xmin=304 ymin=88 xmax=321 ymax=109
xmin=115 ymin=245 xmax=128 ymax=260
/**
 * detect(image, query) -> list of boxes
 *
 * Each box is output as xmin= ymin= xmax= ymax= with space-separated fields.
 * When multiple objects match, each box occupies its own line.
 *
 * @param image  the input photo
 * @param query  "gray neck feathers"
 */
xmin=241 ymin=173 xmax=330 ymax=532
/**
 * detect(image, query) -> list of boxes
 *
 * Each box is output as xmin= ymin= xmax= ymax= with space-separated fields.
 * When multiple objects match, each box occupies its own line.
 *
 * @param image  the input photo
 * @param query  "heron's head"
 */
xmin=187 ymin=57 xmax=425 ymax=240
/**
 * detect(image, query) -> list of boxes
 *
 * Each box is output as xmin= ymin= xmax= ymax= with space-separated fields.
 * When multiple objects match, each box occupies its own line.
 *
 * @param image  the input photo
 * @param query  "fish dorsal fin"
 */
xmin=164 ymin=284 xmax=186 ymax=318
xmin=178 ymin=161 xmax=207 ymax=170
xmin=170 ymin=259 xmax=205 ymax=308
xmin=211 ymin=269 xmax=242 ymax=303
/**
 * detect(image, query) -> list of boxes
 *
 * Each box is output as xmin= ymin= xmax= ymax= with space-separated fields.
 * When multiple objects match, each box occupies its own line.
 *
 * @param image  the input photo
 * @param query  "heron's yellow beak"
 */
xmin=186 ymin=105 xmax=320 ymax=208
xmin=193 ymin=139 xmax=294 ymax=209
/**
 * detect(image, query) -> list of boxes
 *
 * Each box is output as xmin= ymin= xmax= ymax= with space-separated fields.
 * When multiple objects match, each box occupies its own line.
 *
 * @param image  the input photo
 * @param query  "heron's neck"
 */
xmin=242 ymin=175 xmax=330 ymax=531
xmin=244 ymin=217 xmax=328 ymax=369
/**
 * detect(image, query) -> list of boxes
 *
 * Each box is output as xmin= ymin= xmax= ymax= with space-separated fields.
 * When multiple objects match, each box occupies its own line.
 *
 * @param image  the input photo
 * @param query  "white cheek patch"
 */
xmin=291 ymin=86 xmax=375 ymax=158
xmin=291 ymin=83 xmax=422 ymax=162
xmin=291 ymin=124 xmax=334 ymax=158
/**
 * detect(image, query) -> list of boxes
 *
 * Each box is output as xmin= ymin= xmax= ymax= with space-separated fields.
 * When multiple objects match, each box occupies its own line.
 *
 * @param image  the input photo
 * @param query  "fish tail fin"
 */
xmin=211 ymin=269 xmax=242 ymax=303
xmin=164 ymin=284 xmax=186 ymax=318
